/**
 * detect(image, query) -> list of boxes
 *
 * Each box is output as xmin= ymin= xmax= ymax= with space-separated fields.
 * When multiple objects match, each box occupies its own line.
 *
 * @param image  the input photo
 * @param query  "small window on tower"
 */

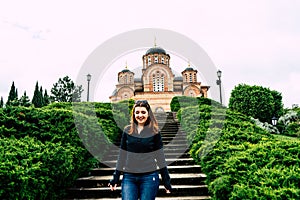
xmin=154 ymin=56 xmax=158 ymax=63
xmin=161 ymin=56 xmax=164 ymax=64
xmin=148 ymin=56 xmax=151 ymax=66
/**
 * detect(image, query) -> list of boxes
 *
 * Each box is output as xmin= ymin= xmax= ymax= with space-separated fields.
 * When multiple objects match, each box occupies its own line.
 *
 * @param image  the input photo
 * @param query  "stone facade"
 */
xmin=109 ymin=46 xmax=209 ymax=112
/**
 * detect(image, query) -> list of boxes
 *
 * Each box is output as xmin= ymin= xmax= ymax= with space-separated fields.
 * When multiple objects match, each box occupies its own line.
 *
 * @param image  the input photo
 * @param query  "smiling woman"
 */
xmin=109 ymin=99 xmax=172 ymax=200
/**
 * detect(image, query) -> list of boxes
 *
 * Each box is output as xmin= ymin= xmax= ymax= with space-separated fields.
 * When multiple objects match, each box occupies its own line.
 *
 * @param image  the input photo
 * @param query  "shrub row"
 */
xmin=0 ymin=100 xmax=132 ymax=199
xmin=174 ymin=97 xmax=300 ymax=199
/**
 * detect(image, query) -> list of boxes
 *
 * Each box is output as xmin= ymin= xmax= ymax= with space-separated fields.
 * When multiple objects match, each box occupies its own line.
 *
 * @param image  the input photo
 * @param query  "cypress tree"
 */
xmin=19 ymin=91 xmax=31 ymax=107
xmin=32 ymin=82 xmax=44 ymax=108
xmin=0 ymin=96 xmax=3 ymax=108
xmin=43 ymin=89 xmax=50 ymax=106
xmin=39 ymin=86 xmax=45 ymax=106
xmin=6 ymin=81 xmax=18 ymax=106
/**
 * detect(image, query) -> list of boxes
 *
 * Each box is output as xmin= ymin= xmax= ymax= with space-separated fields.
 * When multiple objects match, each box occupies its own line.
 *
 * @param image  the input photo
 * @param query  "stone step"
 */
xmin=161 ymin=133 xmax=187 ymax=138
xmin=103 ymin=146 xmax=189 ymax=156
xmin=66 ymin=185 xmax=208 ymax=199
xmin=65 ymin=112 xmax=209 ymax=199
xmin=90 ymin=165 xmax=202 ymax=176
xmin=101 ymin=151 xmax=191 ymax=161
xmin=74 ymin=173 xmax=206 ymax=188
xmin=100 ymin=158 xmax=195 ymax=167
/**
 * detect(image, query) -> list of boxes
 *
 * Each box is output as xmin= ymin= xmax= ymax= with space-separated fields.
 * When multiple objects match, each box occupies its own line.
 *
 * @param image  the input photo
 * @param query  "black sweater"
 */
xmin=110 ymin=126 xmax=172 ymax=190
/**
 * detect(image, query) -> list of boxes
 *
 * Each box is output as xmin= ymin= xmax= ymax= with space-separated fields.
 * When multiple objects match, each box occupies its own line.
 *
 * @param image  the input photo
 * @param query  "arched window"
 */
xmin=154 ymin=56 xmax=158 ymax=63
xmin=161 ymin=56 xmax=165 ymax=64
xmin=148 ymin=56 xmax=151 ymax=66
xmin=189 ymin=73 xmax=193 ymax=82
xmin=152 ymin=71 xmax=165 ymax=92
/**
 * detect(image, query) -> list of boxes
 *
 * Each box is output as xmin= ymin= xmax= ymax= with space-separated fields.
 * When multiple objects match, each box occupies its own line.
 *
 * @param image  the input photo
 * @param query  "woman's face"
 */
xmin=134 ymin=106 xmax=149 ymax=126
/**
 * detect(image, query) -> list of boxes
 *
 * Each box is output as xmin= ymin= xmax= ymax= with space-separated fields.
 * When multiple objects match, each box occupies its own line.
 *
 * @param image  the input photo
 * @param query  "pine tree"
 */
xmin=6 ymin=81 xmax=19 ymax=106
xmin=0 ymin=96 xmax=3 ymax=108
xmin=43 ymin=89 xmax=50 ymax=106
xmin=50 ymin=76 xmax=83 ymax=102
xmin=32 ymin=82 xmax=44 ymax=108
xmin=19 ymin=91 xmax=31 ymax=107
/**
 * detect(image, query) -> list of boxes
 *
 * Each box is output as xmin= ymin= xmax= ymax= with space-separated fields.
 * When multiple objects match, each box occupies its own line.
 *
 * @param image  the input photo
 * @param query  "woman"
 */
xmin=109 ymin=100 xmax=172 ymax=200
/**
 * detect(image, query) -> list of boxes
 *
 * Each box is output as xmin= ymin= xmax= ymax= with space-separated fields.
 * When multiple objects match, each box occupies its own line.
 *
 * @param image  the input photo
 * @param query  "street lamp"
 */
xmin=216 ymin=70 xmax=222 ymax=105
xmin=86 ymin=74 xmax=91 ymax=102
xmin=271 ymin=116 xmax=278 ymax=126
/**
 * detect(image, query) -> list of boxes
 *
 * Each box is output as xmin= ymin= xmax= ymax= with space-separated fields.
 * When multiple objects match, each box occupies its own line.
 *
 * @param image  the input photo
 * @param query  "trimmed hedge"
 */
xmin=173 ymin=96 xmax=300 ymax=199
xmin=0 ymin=100 xmax=132 ymax=199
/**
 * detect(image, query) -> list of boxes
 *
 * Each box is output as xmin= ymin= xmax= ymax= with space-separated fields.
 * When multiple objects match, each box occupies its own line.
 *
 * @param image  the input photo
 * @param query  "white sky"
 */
xmin=0 ymin=0 xmax=300 ymax=108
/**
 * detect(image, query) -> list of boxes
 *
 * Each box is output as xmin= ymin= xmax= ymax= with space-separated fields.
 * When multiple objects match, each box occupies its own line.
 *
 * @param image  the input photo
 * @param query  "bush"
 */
xmin=0 ymin=136 xmax=95 ymax=199
xmin=0 ymin=101 xmax=130 ymax=199
xmin=170 ymin=96 xmax=222 ymax=112
xmin=176 ymin=98 xmax=300 ymax=199
xmin=228 ymin=84 xmax=283 ymax=123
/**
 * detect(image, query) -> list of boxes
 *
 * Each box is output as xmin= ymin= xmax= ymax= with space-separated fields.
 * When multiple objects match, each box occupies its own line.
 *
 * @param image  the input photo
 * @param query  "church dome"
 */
xmin=184 ymin=67 xmax=194 ymax=71
xmin=146 ymin=47 xmax=166 ymax=55
xmin=121 ymin=69 xmax=131 ymax=73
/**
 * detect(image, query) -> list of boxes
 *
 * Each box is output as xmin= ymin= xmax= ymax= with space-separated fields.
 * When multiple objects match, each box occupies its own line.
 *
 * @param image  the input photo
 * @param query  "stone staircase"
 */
xmin=65 ymin=112 xmax=210 ymax=199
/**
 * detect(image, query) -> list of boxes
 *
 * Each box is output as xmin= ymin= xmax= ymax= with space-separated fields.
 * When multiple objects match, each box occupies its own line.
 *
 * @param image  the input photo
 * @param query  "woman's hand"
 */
xmin=108 ymin=183 xmax=117 ymax=191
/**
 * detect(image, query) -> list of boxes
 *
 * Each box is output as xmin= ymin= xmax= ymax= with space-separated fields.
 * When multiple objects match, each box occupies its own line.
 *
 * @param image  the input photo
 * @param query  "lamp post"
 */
xmin=271 ymin=116 xmax=278 ymax=126
xmin=216 ymin=70 xmax=222 ymax=105
xmin=86 ymin=74 xmax=91 ymax=102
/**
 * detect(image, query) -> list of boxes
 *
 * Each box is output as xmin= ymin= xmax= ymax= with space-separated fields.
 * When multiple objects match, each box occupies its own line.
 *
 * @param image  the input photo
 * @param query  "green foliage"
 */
xmin=0 ymin=96 xmax=3 ymax=108
xmin=19 ymin=91 xmax=31 ymax=107
xmin=285 ymin=122 xmax=300 ymax=137
xmin=0 ymin=101 xmax=128 ymax=199
xmin=0 ymin=136 xmax=93 ymax=199
xmin=251 ymin=117 xmax=280 ymax=134
xmin=170 ymin=96 xmax=222 ymax=112
xmin=177 ymin=97 xmax=300 ymax=199
xmin=228 ymin=84 xmax=284 ymax=123
xmin=43 ymin=89 xmax=50 ymax=105
xmin=50 ymin=76 xmax=83 ymax=102
xmin=277 ymin=110 xmax=299 ymax=136
xmin=271 ymin=90 xmax=284 ymax=118
xmin=6 ymin=81 xmax=19 ymax=106
xmin=32 ymin=82 xmax=45 ymax=108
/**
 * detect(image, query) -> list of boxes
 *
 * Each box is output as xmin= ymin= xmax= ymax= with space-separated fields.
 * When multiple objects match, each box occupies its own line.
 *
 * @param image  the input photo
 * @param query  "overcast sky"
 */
xmin=0 ymin=0 xmax=299 ymax=108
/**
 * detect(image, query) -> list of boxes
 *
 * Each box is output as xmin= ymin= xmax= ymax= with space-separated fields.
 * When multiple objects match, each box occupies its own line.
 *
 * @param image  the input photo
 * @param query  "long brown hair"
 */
xmin=128 ymin=100 xmax=159 ymax=134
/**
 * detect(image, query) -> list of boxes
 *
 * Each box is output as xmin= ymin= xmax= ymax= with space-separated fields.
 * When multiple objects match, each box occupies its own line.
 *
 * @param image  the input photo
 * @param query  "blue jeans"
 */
xmin=121 ymin=171 xmax=160 ymax=200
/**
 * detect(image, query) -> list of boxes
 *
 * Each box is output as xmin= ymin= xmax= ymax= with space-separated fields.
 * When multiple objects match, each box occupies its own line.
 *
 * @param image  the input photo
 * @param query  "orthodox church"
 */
xmin=109 ymin=46 xmax=209 ymax=112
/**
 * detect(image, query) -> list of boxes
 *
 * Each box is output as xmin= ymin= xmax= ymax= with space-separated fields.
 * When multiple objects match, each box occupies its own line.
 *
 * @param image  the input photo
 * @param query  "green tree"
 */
xmin=50 ymin=76 xmax=83 ymax=102
xmin=271 ymin=90 xmax=284 ymax=118
xmin=6 ymin=81 xmax=19 ymax=106
xmin=0 ymin=96 xmax=3 ymax=108
xmin=228 ymin=84 xmax=283 ymax=123
xmin=19 ymin=91 xmax=31 ymax=107
xmin=39 ymin=86 xmax=45 ymax=106
xmin=32 ymin=82 xmax=44 ymax=108
xmin=43 ymin=89 xmax=50 ymax=106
